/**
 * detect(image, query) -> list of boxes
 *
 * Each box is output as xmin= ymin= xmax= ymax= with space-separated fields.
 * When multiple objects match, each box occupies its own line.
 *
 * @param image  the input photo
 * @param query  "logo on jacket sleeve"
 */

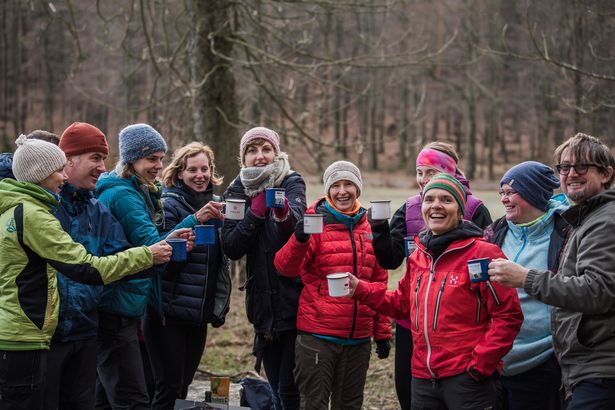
xmin=5 ymin=217 xmax=16 ymax=233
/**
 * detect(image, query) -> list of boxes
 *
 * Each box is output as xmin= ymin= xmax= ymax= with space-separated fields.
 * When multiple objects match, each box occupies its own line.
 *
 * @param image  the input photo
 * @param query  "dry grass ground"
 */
xmin=197 ymin=182 xmax=505 ymax=409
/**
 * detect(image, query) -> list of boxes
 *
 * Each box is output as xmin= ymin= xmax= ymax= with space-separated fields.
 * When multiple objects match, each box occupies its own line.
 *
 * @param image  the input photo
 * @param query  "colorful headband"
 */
xmin=416 ymin=148 xmax=456 ymax=175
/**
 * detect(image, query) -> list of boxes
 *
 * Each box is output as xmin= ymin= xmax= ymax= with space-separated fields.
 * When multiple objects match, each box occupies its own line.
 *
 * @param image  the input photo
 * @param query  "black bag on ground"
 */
xmin=239 ymin=377 xmax=274 ymax=410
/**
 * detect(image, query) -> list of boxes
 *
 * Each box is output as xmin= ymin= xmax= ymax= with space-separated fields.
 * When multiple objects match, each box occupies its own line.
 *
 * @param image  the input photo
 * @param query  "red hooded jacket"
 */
xmin=354 ymin=233 xmax=522 ymax=379
xmin=274 ymin=198 xmax=391 ymax=341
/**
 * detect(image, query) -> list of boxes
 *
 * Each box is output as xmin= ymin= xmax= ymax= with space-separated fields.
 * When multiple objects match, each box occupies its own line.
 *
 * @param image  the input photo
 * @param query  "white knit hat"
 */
xmin=12 ymin=134 xmax=66 ymax=184
xmin=323 ymin=160 xmax=363 ymax=196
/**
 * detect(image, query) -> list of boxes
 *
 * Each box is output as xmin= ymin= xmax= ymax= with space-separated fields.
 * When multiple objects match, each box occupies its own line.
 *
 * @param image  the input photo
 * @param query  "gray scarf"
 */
xmin=240 ymin=152 xmax=291 ymax=197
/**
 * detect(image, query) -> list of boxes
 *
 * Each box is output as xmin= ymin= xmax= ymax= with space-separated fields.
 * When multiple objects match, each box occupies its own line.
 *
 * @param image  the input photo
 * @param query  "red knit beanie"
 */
xmin=59 ymin=122 xmax=109 ymax=156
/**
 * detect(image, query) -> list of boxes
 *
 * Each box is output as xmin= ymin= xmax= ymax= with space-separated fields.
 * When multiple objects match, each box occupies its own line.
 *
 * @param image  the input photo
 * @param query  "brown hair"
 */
xmin=162 ymin=142 xmax=223 ymax=188
xmin=26 ymin=130 xmax=60 ymax=145
xmin=554 ymin=132 xmax=615 ymax=188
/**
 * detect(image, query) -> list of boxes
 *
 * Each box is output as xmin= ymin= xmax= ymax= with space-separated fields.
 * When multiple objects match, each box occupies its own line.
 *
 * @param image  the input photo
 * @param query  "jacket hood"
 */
xmin=95 ymin=171 xmax=138 ymax=196
xmin=0 ymin=152 xmax=14 ymax=180
xmin=562 ymin=189 xmax=615 ymax=227
xmin=0 ymin=178 xmax=58 ymax=213
xmin=505 ymin=193 xmax=569 ymax=237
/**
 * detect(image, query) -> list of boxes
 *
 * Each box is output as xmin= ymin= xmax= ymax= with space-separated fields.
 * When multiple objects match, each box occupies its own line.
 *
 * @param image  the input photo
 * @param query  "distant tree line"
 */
xmin=1 ymin=0 xmax=614 ymax=182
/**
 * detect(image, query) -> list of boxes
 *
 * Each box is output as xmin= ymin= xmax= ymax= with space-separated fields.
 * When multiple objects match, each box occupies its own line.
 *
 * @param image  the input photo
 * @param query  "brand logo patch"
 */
xmin=5 ymin=217 xmax=16 ymax=233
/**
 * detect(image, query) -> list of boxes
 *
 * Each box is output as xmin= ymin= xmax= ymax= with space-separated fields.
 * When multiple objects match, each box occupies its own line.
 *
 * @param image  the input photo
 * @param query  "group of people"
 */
xmin=0 ymin=124 xmax=613 ymax=410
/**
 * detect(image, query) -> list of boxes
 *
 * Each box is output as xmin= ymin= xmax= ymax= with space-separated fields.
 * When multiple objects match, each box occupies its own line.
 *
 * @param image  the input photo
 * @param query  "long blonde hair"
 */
xmin=161 ymin=142 xmax=223 ymax=188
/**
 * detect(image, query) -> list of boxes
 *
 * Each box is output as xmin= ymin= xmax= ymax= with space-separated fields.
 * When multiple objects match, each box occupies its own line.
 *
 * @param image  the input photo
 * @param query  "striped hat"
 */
xmin=423 ymin=173 xmax=467 ymax=214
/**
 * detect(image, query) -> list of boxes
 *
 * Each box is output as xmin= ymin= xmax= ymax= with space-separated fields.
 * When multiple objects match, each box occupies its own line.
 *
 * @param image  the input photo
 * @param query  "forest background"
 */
xmin=1 ymin=1 xmax=614 ymax=408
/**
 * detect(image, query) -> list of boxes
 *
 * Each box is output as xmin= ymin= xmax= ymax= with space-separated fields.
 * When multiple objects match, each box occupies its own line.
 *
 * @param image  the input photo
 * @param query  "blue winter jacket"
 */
xmin=0 ymin=152 xmax=14 ymax=181
xmin=95 ymin=172 xmax=198 ymax=318
xmin=485 ymin=194 xmax=570 ymax=376
xmin=53 ymin=183 xmax=132 ymax=342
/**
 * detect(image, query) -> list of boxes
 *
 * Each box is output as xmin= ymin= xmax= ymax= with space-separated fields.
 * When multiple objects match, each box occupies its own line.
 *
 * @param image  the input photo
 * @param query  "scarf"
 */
xmin=240 ymin=152 xmax=291 ymax=197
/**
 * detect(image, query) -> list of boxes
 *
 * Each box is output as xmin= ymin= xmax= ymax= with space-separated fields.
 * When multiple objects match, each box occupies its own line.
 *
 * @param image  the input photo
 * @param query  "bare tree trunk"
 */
xmin=188 ymin=0 xmax=240 ymax=186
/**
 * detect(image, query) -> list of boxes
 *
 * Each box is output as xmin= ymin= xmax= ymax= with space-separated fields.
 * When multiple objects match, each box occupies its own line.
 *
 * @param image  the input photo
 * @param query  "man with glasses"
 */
xmin=489 ymin=133 xmax=615 ymax=409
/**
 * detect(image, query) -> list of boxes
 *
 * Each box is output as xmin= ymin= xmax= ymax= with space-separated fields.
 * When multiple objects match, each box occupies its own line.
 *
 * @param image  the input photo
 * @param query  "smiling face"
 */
xmin=559 ymin=148 xmax=611 ymax=205
xmin=500 ymin=184 xmax=545 ymax=224
xmin=244 ymin=140 xmax=276 ymax=167
xmin=421 ymin=188 xmax=461 ymax=235
xmin=178 ymin=152 xmax=211 ymax=192
xmin=39 ymin=167 xmax=67 ymax=194
xmin=65 ymin=152 xmax=107 ymax=190
xmin=328 ymin=179 xmax=358 ymax=212
xmin=132 ymin=151 xmax=165 ymax=183
xmin=416 ymin=166 xmax=441 ymax=191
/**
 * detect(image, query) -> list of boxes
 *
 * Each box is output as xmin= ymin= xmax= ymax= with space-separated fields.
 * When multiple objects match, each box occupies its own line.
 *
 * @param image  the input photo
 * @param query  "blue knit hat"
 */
xmin=500 ymin=161 xmax=560 ymax=211
xmin=118 ymin=124 xmax=167 ymax=165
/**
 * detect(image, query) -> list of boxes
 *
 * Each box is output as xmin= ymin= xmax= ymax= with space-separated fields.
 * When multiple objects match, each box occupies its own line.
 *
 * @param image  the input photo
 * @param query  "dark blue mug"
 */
xmin=404 ymin=236 xmax=416 ymax=257
xmin=266 ymin=188 xmax=285 ymax=208
xmin=194 ymin=225 xmax=216 ymax=246
xmin=167 ymin=238 xmax=187 ymax=262
xmin=467 ymin=258 xmax=491 ymax=282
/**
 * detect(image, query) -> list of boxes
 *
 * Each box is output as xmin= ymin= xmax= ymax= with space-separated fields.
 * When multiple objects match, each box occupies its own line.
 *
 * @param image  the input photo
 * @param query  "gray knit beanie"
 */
xmin=12 ymin=134 xmax=66 ymax=184
xmin=323 ymin=160 xmax=363 ymax=196
xmin=118 ymin=124 xmax=167 ymax=165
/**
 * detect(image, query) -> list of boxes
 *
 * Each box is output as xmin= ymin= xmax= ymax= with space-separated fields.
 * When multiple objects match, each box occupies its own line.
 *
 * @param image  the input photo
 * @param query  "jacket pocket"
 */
xmin=577 ymin=312 xmax=615 ymax=348
xmin=432 ymin=272 xmax=449 ymax=330
xmin=414 ymin=273 xmax=423 ymax=330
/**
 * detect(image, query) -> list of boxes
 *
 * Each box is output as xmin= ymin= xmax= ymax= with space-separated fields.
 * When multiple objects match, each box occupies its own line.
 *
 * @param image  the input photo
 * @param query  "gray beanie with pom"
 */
xmin=12 ymin=134 xmax=66 ymax=184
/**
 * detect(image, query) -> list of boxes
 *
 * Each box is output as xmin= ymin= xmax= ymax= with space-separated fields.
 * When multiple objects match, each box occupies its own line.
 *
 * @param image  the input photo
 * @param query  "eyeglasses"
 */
xmin=498 ymin=190 xmax=518 ymax=198
xmin=555 ymin=163 xmax=600 ymax=175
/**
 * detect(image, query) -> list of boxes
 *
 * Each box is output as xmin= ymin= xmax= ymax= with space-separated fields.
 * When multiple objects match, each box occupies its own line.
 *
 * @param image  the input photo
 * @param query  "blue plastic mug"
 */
xmin=467 ymin=258 xmax=491 ymax=282
xmin=167 ymin=238 xmax=188 ymax=262
xmin=266 ymin=188 xmax=285 ymax=208
xmin=194 ymin=225 xmax=216 ymax=246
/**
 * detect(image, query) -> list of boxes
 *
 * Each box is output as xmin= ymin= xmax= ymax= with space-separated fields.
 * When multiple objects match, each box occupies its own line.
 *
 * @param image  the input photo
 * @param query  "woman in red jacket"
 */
xmin=274 ymin=160 xmax=392 ymax=410
xmin=349 ymin=173 xmax=522 ymax=409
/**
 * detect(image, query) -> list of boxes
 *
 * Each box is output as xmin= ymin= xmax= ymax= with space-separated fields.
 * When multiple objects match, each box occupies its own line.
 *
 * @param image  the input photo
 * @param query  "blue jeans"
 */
xmin=501 ymin=355 xmax=563 ymax=410
xmin=567 ymin=378 xmax=615 ymax=410
xmin=0 ymin=350 xmax=47 ymax=410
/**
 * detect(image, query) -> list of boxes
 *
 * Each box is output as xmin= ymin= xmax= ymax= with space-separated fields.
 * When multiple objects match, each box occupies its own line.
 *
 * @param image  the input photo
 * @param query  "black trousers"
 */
xmin=260 ymin=330 xmax=300 ymax=410
xmin=95 ymin=314 xmax=149 ymax=410
xmin=501 ymin=355 xmax=563 ymax=410
xmin=143 ymin=318 xmax=207 ymax=410
xmin=43 ymin=339 xmax=98 ymax=410
xmin=395 ymin=323 xmax=413 ymax=410
xmin=411 ymin=372 xmax=501 ymax=410
xmin=0 ymin=350 xmax=47 ymax=410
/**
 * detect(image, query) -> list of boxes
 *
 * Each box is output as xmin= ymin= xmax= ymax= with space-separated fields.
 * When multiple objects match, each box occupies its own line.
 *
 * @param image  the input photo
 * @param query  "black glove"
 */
xmin=375 ymin=339 xmax=391 ymax=359
xmin=294 ymin=218 xmax=311 ymax=243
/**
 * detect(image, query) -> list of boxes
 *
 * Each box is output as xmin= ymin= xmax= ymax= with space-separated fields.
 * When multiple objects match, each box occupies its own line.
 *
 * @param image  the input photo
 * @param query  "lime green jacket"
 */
xmin=0 ymin=178 xmax=153 ymax=350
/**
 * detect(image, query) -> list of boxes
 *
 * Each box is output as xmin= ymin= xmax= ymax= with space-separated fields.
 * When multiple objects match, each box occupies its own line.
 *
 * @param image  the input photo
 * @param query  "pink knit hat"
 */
xmin=239 ymin=127 xmax=280 ymax=165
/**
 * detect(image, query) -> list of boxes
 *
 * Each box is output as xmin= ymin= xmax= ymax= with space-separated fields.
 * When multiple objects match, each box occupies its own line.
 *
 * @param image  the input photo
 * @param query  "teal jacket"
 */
xmin=0 ymin=178 xmax=153 ymax=350
xmin=95 ymin=172 xmax=198 ymax=318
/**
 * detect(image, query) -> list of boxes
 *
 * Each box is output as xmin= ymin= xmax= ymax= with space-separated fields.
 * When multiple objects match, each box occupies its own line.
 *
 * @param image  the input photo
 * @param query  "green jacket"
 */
xmin=0 ymin=178 xmax=153 ymax=351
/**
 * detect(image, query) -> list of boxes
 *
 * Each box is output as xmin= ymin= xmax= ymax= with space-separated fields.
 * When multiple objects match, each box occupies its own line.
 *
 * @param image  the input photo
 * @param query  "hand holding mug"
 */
xmin=167 ymin=228 xmax=195 ymax=252
xmin=346 ymin=273 xmax=359 ymax=297
xmin=195 ymin=201 xmax=225 ymax=224
xmin=488 ymin=258 xmax=529 ymax=288
xmin=149 ymin=240 xmax=173 ymax=265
